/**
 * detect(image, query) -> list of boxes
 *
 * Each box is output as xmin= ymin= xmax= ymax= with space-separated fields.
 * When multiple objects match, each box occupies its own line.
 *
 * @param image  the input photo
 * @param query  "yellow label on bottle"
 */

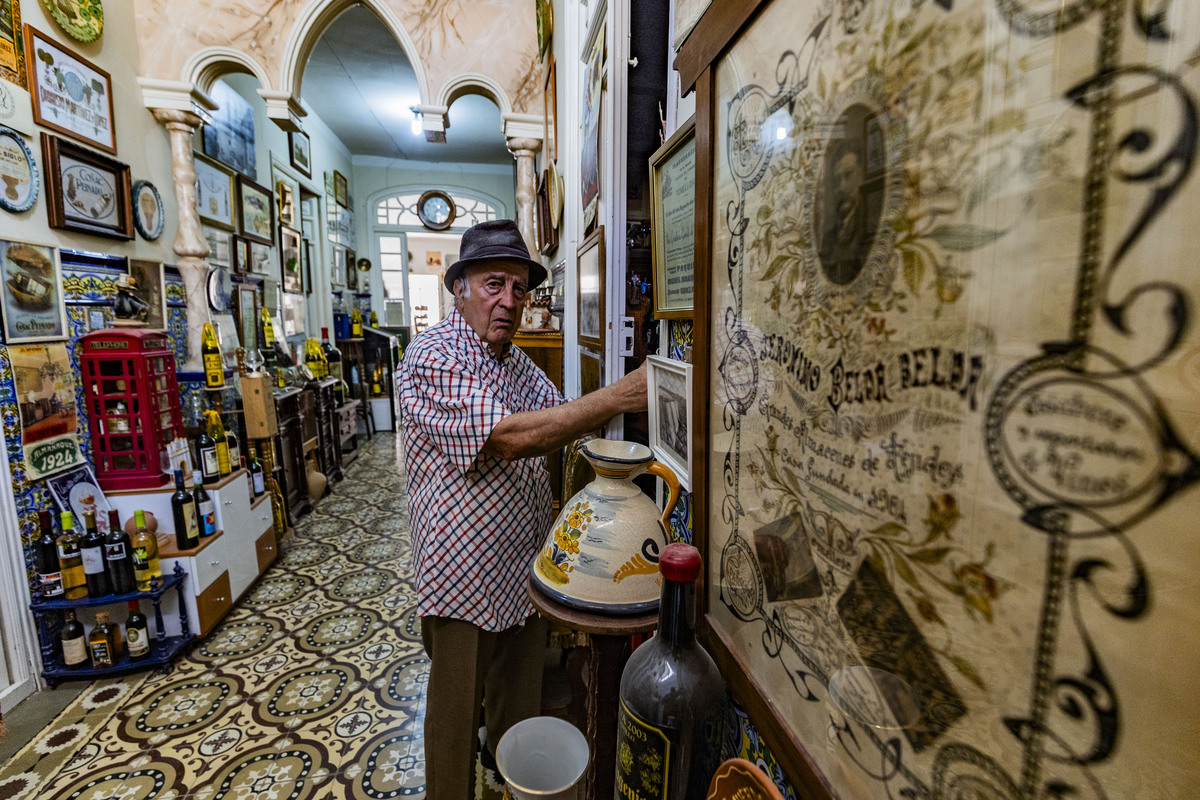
xmin=204 ymin=353 xmax=224 ymax=387
xmin=615 ymin=697 xmax=671 ymax=800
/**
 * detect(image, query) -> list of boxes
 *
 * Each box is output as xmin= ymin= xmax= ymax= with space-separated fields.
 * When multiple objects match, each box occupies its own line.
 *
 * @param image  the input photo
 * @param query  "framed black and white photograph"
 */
xmin=237 ymin=176 xmax=274 ymax=245
xmin=40 ymin=133 xmax=133 ymax=240
xmin=280 ymin=225 xmax=302 ymax=293
xmin=288 ymin=130 xmax=311 ymax=177
xmin=646 ymin=355 xmax=692 ymax=491
xmin=132 ymin=180 xmax=164 ymax=240
xmin=194 ymin=152 xmax=235 ymax=231
xmin=203 ymin=80 xmax=256 ymax=178
xmin=577 ymin=225 xmax=604 ymax=350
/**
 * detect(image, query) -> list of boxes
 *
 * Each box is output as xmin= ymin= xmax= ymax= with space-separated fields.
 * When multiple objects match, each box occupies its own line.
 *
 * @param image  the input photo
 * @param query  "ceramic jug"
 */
xmin=531 ymin=439 xmax=681 ymax=613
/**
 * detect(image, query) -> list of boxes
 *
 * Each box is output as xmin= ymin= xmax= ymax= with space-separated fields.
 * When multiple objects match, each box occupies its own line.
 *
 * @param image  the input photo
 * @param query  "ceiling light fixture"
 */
xmin=410 ymin=106 xmax=422 ymax=136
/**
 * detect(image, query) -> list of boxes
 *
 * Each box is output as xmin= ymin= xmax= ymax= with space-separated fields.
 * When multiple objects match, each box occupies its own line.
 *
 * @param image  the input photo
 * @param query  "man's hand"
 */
xmin=610 ymin=361 xmax=648 ymax=414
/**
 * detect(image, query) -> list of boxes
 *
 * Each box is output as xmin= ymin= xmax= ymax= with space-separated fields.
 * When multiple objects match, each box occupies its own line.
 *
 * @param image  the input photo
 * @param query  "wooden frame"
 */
xmin=277 ymin=180 xmax=295 ymax=227
xmin=128 ymin=259 xmax=167 ymax=331
xmin=202 ymin=226 xmax=232 ymax=268
xmin=649 ymin=115 xmax=696 ymax=318
xmin=237 ymin=175 xmax=274 ymax=245
xmin=0 ymin=237 xmax=67 ymax=343
xmin=289 ymin=130 xmax=311 ymax=177
xmin=543 ymin=54 xmax=558 ymax=164
xmin=24 ymin=25 xmax=115 ymax=154
xmin=0 ymin=0 xmax=26 ymax=89
xmin=581 ymin=20 xmax=605 ymax=233
xmin=280 ymin=225 xmax=302 ymax=293
xmin=194 ymin=152 xmax=235 ymax=231
xmin=576 ymin=225 xmax=605 ymax=351
xmin=235 ymin=281 xmax=260 ymax=352
xmin=40 ymin=133 xmax=132 ymax=240
xmin=646 ymin=355 xmax=692 ymax=491
xmin=333 ymin=170 xmax=348 ymax=208
xmin=537 ymin=168 xmax=558 ymax=255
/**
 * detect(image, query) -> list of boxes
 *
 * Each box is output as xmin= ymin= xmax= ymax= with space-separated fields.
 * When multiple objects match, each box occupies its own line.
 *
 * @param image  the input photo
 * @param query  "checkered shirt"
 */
xmin=398 ymin=308 xmax=567 ymax=632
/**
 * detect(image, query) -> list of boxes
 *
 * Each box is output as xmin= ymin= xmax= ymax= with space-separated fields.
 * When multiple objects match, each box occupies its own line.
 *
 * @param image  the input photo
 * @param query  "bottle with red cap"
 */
xmin=614 ymin=542 xmax=725 ymax=800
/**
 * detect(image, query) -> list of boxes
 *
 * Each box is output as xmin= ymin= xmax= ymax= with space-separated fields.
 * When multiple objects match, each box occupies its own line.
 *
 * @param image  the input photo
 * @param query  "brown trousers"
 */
xmin=420 ymin=613 xmax=548 ymax=800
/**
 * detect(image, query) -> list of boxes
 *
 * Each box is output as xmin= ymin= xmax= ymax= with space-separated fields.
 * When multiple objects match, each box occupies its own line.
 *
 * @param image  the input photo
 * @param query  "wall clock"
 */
xmin=417 ymin=189 xmax=455 ymax=231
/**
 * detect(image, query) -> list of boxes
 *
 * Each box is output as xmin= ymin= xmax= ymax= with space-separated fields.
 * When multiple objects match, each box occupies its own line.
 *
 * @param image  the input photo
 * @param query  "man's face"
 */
xmin=834 ymin=150 xmax=863 ymax=207
xmin=455 ymin=261 xmax=529 ymax=348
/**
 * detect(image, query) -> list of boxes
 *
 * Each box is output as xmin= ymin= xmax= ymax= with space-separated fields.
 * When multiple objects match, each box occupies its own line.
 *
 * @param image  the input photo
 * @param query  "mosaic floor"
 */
xmin=0 ymin=433 xmax=505 ymax=800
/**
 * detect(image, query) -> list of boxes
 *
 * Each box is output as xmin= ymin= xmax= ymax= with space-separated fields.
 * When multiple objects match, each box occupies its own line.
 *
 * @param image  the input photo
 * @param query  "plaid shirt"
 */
xmin=398 ymin=308 xmax=566 ymax=632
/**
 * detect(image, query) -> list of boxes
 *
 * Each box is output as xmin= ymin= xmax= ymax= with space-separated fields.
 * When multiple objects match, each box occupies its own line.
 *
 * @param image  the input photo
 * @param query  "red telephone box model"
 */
xmin=80 ymin=329 xmax=183 ymax=491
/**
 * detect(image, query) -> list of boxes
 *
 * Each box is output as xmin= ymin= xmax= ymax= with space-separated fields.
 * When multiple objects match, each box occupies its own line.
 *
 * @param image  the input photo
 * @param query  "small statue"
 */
xmin=112 ymin=274 xmax=149 ymax=325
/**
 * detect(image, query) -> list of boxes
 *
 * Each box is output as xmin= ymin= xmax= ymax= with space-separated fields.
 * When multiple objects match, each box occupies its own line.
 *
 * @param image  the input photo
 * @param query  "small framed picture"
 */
xmin=0 ymin=238 xmax=67 ymax=343
xmin=281 ymin=225 xmax=302 ymax=293
xmin=248 ymin=240 xmax=276 ymax=276
xmin=236 ymin=282 xmax=259 ymax=351
xmin=40 ymin=133 xmax=133 ymax=240
xmin=128 ymin=259 xmax=167 ymax=330
xmin=289 ymin=130 xmax=311 ymax=177
xmin=132 ymin=180 xmax=164 ymax=241
xmin=202 ymin=226 xmax=232 ymax=268
xmin=577 ymin=225 xmax=605 ymax=350
xmin=237 ymin=176 xmax=274 ymax=245
xmin=282 ymin=291 xmax=306 ymax=337
xmin=544 ymin=54 xmax=557 ymax=163
xmin=231 ymin=235 xmax=250 ymax=275
xmin=24 ymin=25 xmax=116 ymax=154
xmin=333 ymin=245 xmax=347 ymax=286
xmin=333 ymin=170 xmax=348 ymax=208
xmin=346 ymin=248 xmax=358 ymax=291
xmin=47 ymin=465 xmax=112 ymax=533
xmin=194 ymin=152 xmax=235 ymax=231
xmin=277 ymin=180 xmax=295 ymax=227
xmin=646 ymin=355 xmax=693 ymax=491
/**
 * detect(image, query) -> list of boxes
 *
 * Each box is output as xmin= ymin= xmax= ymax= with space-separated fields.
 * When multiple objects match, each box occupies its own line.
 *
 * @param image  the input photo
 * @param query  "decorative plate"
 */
xmin=41 ymin=0 xmax=104 ymax=43
xmin=0 ymin=125 xmax=38 ymax=213
xmin=132 ymin=180 xmax=164 ymax=240
xmin=417 ymin=189 xmax=455 ymax=231
xmin=207 ymin=264 xmax=232 ymax=312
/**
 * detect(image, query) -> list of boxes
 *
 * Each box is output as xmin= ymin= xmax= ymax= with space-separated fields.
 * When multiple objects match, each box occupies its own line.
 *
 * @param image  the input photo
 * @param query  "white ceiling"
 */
xmin=300 ymin=6 xmax=513 ymax=165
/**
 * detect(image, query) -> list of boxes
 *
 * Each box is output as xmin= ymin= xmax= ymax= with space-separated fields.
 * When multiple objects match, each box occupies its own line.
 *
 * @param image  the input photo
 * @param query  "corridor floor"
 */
xmin=0 ymin=433 xmax=498 ymax=800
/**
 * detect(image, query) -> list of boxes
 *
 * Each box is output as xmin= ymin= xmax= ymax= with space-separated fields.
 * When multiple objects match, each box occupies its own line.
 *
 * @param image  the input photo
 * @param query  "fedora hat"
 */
xmin=443 ymin=219 xmax=547 ymax=291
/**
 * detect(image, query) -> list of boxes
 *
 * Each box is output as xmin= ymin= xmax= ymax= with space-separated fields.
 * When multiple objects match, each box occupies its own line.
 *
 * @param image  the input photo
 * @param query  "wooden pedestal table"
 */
xmin=526 ymin=576 xmax=657 ymax=800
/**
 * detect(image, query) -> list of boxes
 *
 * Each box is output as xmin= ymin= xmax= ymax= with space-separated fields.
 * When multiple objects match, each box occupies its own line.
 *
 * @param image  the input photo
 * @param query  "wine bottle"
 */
xmin=61 ymin=609 xmax=88 ymax=669
xmin=260 ymin=445 xmax=288 ymax=539
xmin=80 ymin=511 xmax=112 ymax=597
xmin=369 ymin=309 xmax=378 ymax=327
xmin=247 ymin=442 xmax=266 ymax=498
xmin=194 ymin=478 xmax=217 ymax=537
xmin=131 ymin=510 xmax=161 ymax=591
xmin=105 ymin=509 xmax=136 ymax=595
xmin=171 ymin=469 xmax=200 ymax=550
xmin=126 ymin=600 xmax=151 ymax=660
xmin=207 ymin=411 xmax=231 ymax=476
xmin=614 ymin=543 xmax=725 ymax=800
xmin=304 ymin=338 xmax=322 ymax=379
xmin=350 ymin=307 xmax=363 ymax=337
xmin=35 ymin=510 xmax=64 ymax=599
xmin=89 ymin=612 xmax=116 ymax=668
xmin=198 ymin=422 xmax=220 ymax=484
xmin=202 ymin=322 xmax=224 ymax=388
xmin=57 ymin=512 xmax=87 ymax=599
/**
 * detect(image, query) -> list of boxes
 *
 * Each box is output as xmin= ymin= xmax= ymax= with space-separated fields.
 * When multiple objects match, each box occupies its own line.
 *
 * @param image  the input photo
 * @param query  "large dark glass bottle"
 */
xmin=171 ymin=469 xmax=200 ymax=550
xmin=104 ymin=509 xmax=136 ymax=595
xmin=194 ymin=478 xmax=217 ymax=537
xmin=35 ymin=510 xmax=64 ymax=599
xmin=61 ymin=609 xmax=88 ymax=668
xmin=126 ymin=600 xmax=151 ymax=660
xmin=614 ymin=543 xmax=725 ymax=800
xmin=322 ymin=327 xmax=343 ymax=383
xmin=247 ymin=442 xmax=265 ymax=498
xmin=198 ymin=424 xmax=220 ymax=485
xmin=80 ymin=511 xmax=112 ymax=597
xmin=57 ymin=512 xmax=87 ymax=599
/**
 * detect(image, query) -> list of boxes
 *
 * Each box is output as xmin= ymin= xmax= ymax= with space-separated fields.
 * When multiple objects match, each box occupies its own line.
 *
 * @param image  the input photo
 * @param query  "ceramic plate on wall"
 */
xmin=0 ymin=125 xmax=38 ymax=213
xmin=41 ymin=0 xmax=104 ymax=43
xmin=132 ymin=180 xmax=164 ymax=240
xmin=207 ymin=265 xmax=232 ymax=312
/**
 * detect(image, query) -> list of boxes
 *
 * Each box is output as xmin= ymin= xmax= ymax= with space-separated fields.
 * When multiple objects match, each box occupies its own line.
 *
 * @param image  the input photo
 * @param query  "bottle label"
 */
xmin=90 ymin=640 xmax=112 ymax=666
xmin=216 ymin=442 xmax=231 ymax=474
xmin=201 ymin=446 xmax=219 ymax=477
xmin=105 ymin=542 xmax=127 ymax=560
xmin=199 ymin=500 xmax=216 ymax=535
xmin=204 ymin=353 xmax=224 ymax=386
xmin=58 ymin=540 xmax=80 ymax=558
xmin=81 ymin=546 xmax=105 ymax=574
xmin=127 ymin=625 xmax=150 ymax=657
xmin=133 ymin=546 xmax=150 ymax=568
xmin=615 ymin=698 xmax=673 ymax=800
xmin=181 ymin=504 xmax=199 ymax=544
xmin=39 ymin=571 xmax=64 ymax=597
xmin=63 ymin=635 xmax=87 ymax=665
xmin=252 ymin=472 xmax=265 ymax=495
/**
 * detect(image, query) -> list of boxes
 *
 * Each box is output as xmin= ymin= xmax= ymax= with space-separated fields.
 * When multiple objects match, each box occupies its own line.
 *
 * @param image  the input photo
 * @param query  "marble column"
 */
xmin=151 ymin=109 xmax=210 ymax=373
xmin=506 ymin=137 xmax=542 ymax=257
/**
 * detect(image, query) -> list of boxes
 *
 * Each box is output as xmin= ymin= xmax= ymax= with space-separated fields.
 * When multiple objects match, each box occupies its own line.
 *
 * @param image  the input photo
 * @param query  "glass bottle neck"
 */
xmin=657 ymin=577 xmax=696 ymax=646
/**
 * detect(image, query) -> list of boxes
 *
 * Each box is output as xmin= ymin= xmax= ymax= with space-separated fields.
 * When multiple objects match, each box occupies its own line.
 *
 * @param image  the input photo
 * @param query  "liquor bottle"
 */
xmin=369 ymin=310 xmax=379 ymax=327
xmin=105 ymin=509 xmax=136 ymax=595
xmin=322 ymin=328 xmax=343 ymax=383
xmin=194 ymin=478 xmax=217 ymax=537
xmin=57 ymin=512 xmax=87 ymax=599
xmin=171 ymin=469 xmax=200 ymax=550
xmin=350 ymin=307 xmax=364 ymax=337
xmin=224 ymin=413 xmax=241 ymax=468
xmin=80 ymin=511 xmax=112 ymax=597
xmin=304 ymin=338 xmax=322 ymax=379
xmin=614 ymin=543 xmax=725 ymax=800
xmin=247 ymin=442 xmax=266 ymax=498
xmin=131 ymin=510 xmax=161 ymax=591
xmin=198 ymin=421 xmax=220 ymax=484
xmin=61 ymin=609 xmax=88 ymax=669
xmin=260 ymin=445 xmax=288 ymax=539
xmin=207 ymin=411 xmax=231 ymax=476
xmin=35 ymin=510 xmax=65 ymax=599
xmin=260 ymin=306 xmax=278 ymax=375
xmin=202 ymin=322 xmax=224 ymax=388
xmin=89 ymin=612 xmax=116 ymax=668
xmin=126 ymin=600 xmax=151 ymax=660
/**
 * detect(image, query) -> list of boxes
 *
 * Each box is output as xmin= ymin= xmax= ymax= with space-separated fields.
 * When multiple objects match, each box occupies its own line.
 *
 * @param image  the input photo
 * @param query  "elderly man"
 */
xmin=398 ymin=219 xmax=646 ymax=799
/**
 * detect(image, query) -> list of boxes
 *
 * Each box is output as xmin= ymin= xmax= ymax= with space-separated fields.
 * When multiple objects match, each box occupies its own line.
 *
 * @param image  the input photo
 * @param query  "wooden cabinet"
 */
xmin=157 ymin=533 xmax=230 ymax=639
xmin=274 ymin=387 xmax=310 ymax=520
xmin=255 ymin=527 xmax=278 ymax=573
xmin=310 ymin=378 xmax=342 ymax=483
xmin=338 ymin=400 xmax=359 ymax=466
xmin=513 ymin=332 xmax=565 ymax=509
xmin=211 ymin=475 xmax=257 ymax=600
xmin=194 ymin=573 xmax=233 ymax=638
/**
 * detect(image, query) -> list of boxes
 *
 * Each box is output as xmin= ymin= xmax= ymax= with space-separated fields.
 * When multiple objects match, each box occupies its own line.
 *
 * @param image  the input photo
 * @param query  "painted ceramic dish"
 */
xmin=531 ymin=439 xmax=681 ymax=613
xmin=41 ymin=0 xmax=104 ymax=43
xmin=132 ymin=180 xmax=164 ymax=240
xmin=0 ymin=125 xmax=38 ymax=213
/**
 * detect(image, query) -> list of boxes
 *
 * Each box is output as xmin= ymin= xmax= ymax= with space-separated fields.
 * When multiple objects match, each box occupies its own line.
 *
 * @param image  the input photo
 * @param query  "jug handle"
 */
xmin=645 ymin=461 xmax=682 ymax=536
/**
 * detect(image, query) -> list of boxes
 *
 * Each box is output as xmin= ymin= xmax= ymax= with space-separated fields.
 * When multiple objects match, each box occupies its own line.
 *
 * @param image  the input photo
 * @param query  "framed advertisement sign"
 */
xmin=685 ymin=1 xmax=1200 ymax=798
xmin=24 ymin=25 xmax=115 ymax=153
xmin=649 ymin=116 xmax=695 ymax=318
xmin=0 ymin=0 xmax=26 ymax=89
xmin=0 ymin=238 xmax=66 ymax=343
xmin=12 ymin=341 xmax=83 ymax=479
xmin=40 ymin=132 xmax=132 ymax=239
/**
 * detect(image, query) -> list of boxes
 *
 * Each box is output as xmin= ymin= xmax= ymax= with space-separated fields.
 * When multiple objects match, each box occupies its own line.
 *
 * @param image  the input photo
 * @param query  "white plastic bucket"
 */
xmin=495 ymin=716 xmax=590 ymax=800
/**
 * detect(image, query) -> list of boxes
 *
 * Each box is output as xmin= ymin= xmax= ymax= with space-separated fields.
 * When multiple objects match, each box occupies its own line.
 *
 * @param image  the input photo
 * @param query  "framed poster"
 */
xmin=23 ymin=25 xmax=115 ymax=154
xmin=131 ymin=180 xmax=164 ymax=241
xmin=0 ymin=238 xmax=66 ymax=342
xmin=288 ymin=130 xmax=311 ymax=177
xmin=646 ymin=355 xmax=692 ymax=491
xmin=581 ymin=21 xmax=604 ymax=232
xmin=203 ymin=79 xmax=256 ymax=178
xmin=194 ymin=152 xmax=235 ymax=231
xmin=280 ymin=225 xmax=302 ymax=293
xmin=576 ymin=225 xmax=604 ymax=350
xmin=685 ymin=0 xmax=1200 ymax=798
xmin=0 ymin=0 xmax=26 ymax=88
xmin=333 ymin=170 xmax=348 ymax=208
xmin=202 ymin=225 xmax=232 ymax=268
xmin=543 ymin=54 xmax=557 ymax=164
xmin=0 ymin=124 xmax=38 ymax=213
xmin=277 ymin=179 xmax=295 ymax=226
xmin=237 ymin=175 xmax=274 ymax=245
xmin=649 ymin=116 xmax=695 ymax=318
xmin=128 ymin=259 xmax=166 ymax=331
xmin=13 ymin=341 xmax=81 ymax=479
xmin=46 ymin=466 xmax=110 ymax=532
xmin=40 ymin=132 xmax=132 ymax=239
